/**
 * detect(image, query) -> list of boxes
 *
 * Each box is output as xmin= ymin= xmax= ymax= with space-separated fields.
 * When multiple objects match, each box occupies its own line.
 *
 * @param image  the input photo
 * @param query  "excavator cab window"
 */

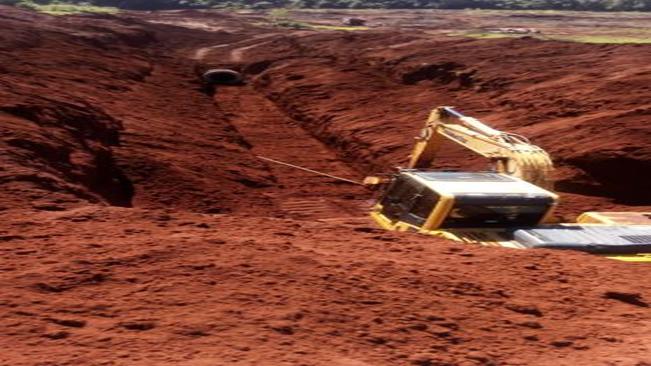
xmin=380 ymin=175 xmax=439 ymax=226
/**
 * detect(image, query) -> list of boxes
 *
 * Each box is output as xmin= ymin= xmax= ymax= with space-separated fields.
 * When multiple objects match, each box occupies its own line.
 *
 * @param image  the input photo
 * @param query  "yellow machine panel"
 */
xmin=577 ymin=212 xmax=651 ymax=225
xmin=372 ymin=171 xmax=558 ymax=231
xmin=367 ymin=106 xmax=651 ymax=262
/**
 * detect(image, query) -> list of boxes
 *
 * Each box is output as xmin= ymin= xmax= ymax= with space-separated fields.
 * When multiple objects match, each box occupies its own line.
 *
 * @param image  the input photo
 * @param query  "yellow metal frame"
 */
xmin=407 ymin=107 xmax=554 ymax=190
xmin=370 ymin=189 xmax=555 ymax=232
xmin=577 ymin=211 xmax=651 ymax=225
xmin=368 ymin=106 xmax=651 ymax=263
xmin=422 ymin=192 xmax=455 ymax=230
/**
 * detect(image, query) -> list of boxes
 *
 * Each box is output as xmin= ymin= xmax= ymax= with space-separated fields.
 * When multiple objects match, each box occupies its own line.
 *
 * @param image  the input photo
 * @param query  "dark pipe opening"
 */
xmin=202 ymin=69 xmax=243 ymax=85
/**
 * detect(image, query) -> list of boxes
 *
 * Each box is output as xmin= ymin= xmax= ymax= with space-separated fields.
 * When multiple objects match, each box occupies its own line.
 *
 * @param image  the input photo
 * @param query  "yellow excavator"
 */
xmin=365 ymin=106 xmax=651 ymax=262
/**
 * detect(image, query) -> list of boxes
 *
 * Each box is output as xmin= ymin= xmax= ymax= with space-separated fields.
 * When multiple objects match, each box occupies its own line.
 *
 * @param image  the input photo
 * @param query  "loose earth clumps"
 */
xmin=1 ymin=6 xmax=650 ymax=366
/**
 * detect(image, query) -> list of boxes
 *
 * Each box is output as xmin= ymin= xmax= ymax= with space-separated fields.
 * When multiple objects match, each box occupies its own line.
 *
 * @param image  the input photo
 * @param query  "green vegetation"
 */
xmin=448 ymin=30 xmax=516 ymax=39
xmin=268 ymin=8 xmax=368 ymax=29
xmin=310 ymin=24 xmax=369 ymax=30
xmin=551 ymin=34 xmax=651 ymax=43
xmin=449 ymin=30 xmax=651 ymax=44
xmin=268 ymin=8 xmax=310 ymax=27
xmin=2 ymin=0 xmax=119 ymax=14
xmin=3 ymin=0 xmax=651 ymax=11
xmin=16 ymin=1 xmax=119 ymax=14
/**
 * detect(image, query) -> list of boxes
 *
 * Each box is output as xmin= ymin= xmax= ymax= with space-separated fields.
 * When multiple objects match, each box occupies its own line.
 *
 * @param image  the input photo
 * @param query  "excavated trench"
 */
xmin=3 ymin=7 xmax=649 ymax=217
xmin=3 ymin=9 xmax=651 ymax=366
xmin=201 ymin=31 xmax=651 ymax=217
xmin=212 ymin=85 xmax=370 ymax=221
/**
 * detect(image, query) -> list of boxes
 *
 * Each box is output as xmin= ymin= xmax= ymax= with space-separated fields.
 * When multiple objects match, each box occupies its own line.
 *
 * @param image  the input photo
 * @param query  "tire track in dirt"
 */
xmin=230 ymin=38 xmax=275 ymax=62
xmin=192 ymin=33 xmax=278 ymax=62
xmin=213 ymin=86 xmax=370 ymax=221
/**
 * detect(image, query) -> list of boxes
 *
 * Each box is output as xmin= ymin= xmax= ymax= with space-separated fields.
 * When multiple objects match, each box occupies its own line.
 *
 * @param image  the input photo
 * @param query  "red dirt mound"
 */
xmin=0 ymin=8 xmax=153 ymax=210
xmin=205 ymin=32 xmax=651 ymax=217
xmin=3 ymin=206 xmax=651 ymax=366
xmin=0 ymin=7 xmax=272 ymax=214
xmin=1 ymin=7 xmax=651 ymax=366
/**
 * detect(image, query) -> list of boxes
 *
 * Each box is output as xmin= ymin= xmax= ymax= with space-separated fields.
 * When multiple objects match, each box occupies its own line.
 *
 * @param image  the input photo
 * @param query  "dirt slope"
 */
xmin=200 ymin=32 xmax=651 ymax=217
xmin=1 ymin=7 xmax=651 ymax=366
xmin=3 ymin=207 xmax=651 ymax=366
xmin=0 ymin=8 xmax=275 ymax=215
xmin=0 ymin=9 xmax=152 ymax=209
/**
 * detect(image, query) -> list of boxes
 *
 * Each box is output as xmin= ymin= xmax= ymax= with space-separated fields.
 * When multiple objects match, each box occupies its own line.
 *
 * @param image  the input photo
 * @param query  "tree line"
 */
xmin=3 ymin=0 xmax=650 ymax=12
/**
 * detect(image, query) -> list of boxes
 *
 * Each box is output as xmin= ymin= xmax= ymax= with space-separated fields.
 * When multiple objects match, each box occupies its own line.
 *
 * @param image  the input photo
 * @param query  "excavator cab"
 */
xmin=367 ymin=106 xmax=651 ymax=261
xmin=372 ymin=170 xmax=558 ymax=232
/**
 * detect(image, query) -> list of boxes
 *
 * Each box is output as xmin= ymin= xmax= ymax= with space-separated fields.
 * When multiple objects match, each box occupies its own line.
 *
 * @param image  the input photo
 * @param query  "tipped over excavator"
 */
xmin=365 ymin=106 xmax=651 ymax=262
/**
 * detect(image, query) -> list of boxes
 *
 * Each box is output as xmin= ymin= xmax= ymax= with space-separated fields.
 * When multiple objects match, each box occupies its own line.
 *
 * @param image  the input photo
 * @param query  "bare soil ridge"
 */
xmin=1 ymin=7 xmax=650 ymax=366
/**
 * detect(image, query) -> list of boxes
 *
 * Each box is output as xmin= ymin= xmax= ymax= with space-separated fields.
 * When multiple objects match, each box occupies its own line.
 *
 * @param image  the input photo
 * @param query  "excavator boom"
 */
xmin=408 ymin=107 xmax=554 ymax=190
xmin=367 ymin=105 xmax=651 ymax=262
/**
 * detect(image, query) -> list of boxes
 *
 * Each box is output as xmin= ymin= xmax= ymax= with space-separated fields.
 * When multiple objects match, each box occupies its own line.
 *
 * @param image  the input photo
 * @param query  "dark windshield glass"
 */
xmin=380 ymin=177 xmax=419 ymax=221
xmin=380 ymin=176 xmax=439 ymax=226
xmin=441 ymin=204 xmax=549 ymax=228
xmin=404 ymin=192 xmax=438 ymax=226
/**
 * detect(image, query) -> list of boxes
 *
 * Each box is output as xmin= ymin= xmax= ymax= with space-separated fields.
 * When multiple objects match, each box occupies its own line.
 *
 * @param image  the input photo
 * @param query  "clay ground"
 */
xmin=1 ymin=6 xmax=651 ymax=366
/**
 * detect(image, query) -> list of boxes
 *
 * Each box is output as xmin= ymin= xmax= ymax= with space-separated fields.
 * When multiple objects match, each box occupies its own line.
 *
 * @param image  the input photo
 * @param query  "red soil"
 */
xmin=1 ymin=7 xmax=651 ymax=365
xmin=208 ymin=32 xmax=651 ymax=217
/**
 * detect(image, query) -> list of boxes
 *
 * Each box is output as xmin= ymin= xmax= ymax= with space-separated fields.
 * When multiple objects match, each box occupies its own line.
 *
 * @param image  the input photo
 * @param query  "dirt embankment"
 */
xmin=0 ymin=7 xmax=274 ymax=214
xmin=4 ymin=206 xmax=651 ymax=366
xmin=1 ymin=7 xmax=651 ymax=366
xmin=0 ymin=9 xmax=152 ymax=209
xmin=202 ymin=31 xmax=651 ymax=216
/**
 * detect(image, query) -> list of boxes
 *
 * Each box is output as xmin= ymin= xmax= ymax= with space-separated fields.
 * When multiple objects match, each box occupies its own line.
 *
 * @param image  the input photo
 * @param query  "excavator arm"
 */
xmin=407 ymin=106 xmax=554 ymax=190
xmin=365 ymin=106 xmax=651 ymax=262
